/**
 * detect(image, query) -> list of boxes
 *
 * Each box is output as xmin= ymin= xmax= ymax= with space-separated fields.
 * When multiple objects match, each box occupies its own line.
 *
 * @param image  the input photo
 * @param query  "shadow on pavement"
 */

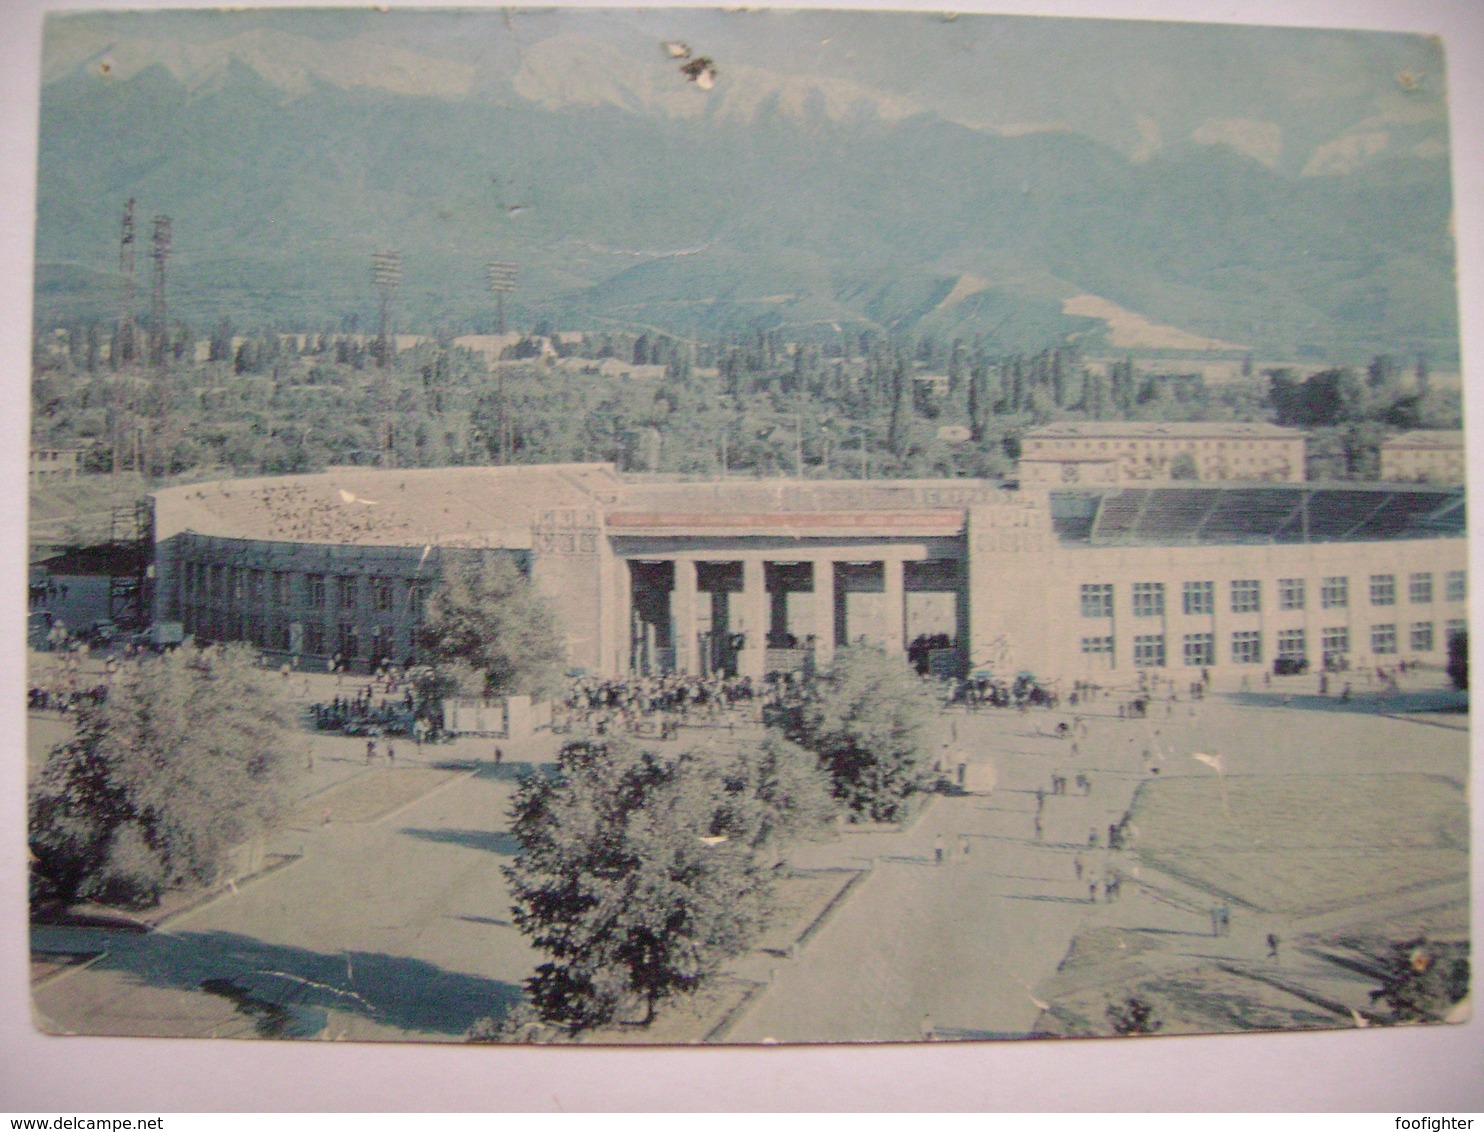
xmin=433 ymin=759 xmax=556 ymax=783
xmin=400 ymin=827 xmax=520 ymax=855
xmin=81 ymin=928 xmax=522 ymax=1037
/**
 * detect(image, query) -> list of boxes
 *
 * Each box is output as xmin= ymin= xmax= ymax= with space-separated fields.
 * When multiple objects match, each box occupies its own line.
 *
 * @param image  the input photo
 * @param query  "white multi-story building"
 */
xmin=1019 ymin=422 xmax=1306 ymax=486
xmin=1379 ymin=430 xmax=1465 ymax=484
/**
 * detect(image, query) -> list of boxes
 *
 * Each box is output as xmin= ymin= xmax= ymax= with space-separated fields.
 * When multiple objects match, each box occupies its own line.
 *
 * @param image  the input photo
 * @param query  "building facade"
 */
xmin=150 ymin=466 xmax=1465 ymax=684
xmin=1379 ymin=430 xmax=1466 ymax=484
xmin=1019 ymin=422 xmax=1306 ymax=487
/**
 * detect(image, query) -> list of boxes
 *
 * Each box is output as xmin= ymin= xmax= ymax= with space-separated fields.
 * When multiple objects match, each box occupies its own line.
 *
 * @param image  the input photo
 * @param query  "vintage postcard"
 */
xmin=25 ymin=5 xmax=1469 ymax=1049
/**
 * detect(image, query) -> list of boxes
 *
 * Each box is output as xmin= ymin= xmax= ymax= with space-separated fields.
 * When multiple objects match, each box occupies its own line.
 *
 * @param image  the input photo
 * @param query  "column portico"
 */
xmin=673 ymin=558 xmax=698 ymax=674
xmin=740 ymin=556 xmax=768 ymax=679
xmin=883 ymin=557 xmax=906 ymax=654
xmin=813 ymin=557 xmax=836 ymax=668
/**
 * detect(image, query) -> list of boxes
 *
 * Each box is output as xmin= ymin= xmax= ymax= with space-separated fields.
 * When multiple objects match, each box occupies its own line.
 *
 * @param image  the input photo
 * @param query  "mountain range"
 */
xmin=32 ymin=10 xmax=1460 ymax=363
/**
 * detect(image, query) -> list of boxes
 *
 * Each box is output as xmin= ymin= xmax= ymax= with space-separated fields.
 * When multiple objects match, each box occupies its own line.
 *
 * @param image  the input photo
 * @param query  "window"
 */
xmin=305 ymin=574 xmax=326 ymax=609
xmin=1183 ymin=632 xmax=1215 ymax=667
xmin=303 ymin=621 xmax=325 ymax=655
xmin=1080 ymin=583 xmax=1114 ymax=618
xmin=338 ymin=576 xmax=358 ymax=610
xmin=1322 ymin=627 xmax=1350 ymax=661
xmin=1278 ymin=578 xmax=1305 ymax=611
xmin=372 ymin=579 xmax=394 ymax=613
xmin=1182 ymin=581 xmax=1214 ymax=616
xmin=1321 ymin=576 xmax=1349 ymax=609
xmin=1409 ymin=573 xmax=1433 ymax=604
xmin=1231 ymin=630 xmax=1262 ymax=665
xmin=1133 ymin=635 xmax=1166 ymax=668
xmin=245 ymin=570 xmax=264 ymax=603
xmin=1446 ymin=619 xmax=1467 ymax=646
xmin=1080 ymin=636 xmax=1114 ymax=663
xmin=1411 ymin=622 xmax=1435 ymax=652
xmin=1276 ymin=629 xmax=1306 ymax=662
xmin=271 ymin=572 xmax=290 ymax=606
xmin=1230 ymin=579 xmax=1261 ymax=614
xmin=229 ymin=568 xmax=243 ymax=602
xmin=209 ymin=565 xmax=224 ymax=599
xmin=1370 ymin=574 xmax=1396 ymax=606
xmin=1446 ymin=570 xmax=1467 ymax=603
xmin=1372 ymin=624 xmax=1397 ymax=655
xmin=1132 ymin=582 xmax=1165 ymax=618
xmin=410 ymin=582 xmax=429 ymax=618
xmin=338 ymin=623 xmax=359 ymax=658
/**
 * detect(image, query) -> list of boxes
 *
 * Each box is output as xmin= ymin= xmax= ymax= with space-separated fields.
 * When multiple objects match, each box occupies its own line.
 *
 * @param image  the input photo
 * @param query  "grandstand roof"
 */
xmin=1054 ymin=484 xmax=1466 ymax=546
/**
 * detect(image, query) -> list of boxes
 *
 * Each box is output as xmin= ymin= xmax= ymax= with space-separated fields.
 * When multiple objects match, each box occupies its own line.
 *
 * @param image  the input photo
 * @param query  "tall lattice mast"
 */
xmin=486 ymin=261 xmax=517 ymax=462
xmin=371 ymin=249 xmax=402 ymax=369
xmin=148 ymin=215 xmax=171 ymax=374
xmin=116 ymin=199 xmax=136 ymax=365
xmin=370 ymin=250 xmax=402 ymax=466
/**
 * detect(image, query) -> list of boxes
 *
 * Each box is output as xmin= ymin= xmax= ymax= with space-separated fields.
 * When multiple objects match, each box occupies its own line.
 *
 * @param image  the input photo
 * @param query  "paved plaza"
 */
xmin=29 ymin=666 xmax=1470 ymax=1044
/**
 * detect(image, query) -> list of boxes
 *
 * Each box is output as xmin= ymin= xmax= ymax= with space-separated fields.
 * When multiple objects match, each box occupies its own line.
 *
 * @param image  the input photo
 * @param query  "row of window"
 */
xmin=1082 ymin=571 xmax=1465 ymax=619
xmin=181 ymin=563 xmax=423 ymax=615
xmin=184 ymin=607 xmax=404 ymax=660
xmin=1081 ymin=620 xmax=1464 ymax=667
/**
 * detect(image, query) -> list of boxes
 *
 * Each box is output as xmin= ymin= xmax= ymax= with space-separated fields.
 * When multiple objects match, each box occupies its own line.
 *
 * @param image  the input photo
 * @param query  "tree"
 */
xmin=1107 ymin=996 xmax=1163 ymax=1035
xmin=29 ymin=644 xmax=305 ymax=907
xmin=417 ymin=555 xmax=567 ymax=699
xmin=1369 ymin=937 xmax=1470 ymax=1023
xmin=783 ymin=647 xmax=936 ymax=822
xmin=1448 ymin=629 xmax=1468 ymax=691
xmin=504 ymin=735 xmax=833 ymax=1032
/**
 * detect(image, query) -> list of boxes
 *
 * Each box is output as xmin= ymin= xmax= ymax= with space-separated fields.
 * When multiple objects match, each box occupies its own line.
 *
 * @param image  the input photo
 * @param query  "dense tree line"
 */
xmin=32 ymin=317 xmax=1461 ymax=488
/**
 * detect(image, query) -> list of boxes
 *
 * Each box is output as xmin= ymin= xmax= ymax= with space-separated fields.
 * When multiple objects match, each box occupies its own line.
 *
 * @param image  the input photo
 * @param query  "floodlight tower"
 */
xmin=148 ymin=215 xmax=171 ymax=375
xmin=486 ymin=261 xmax=517 ymax=463
xmin=486 ymin=260 xmax=517 ymax=336
xmin=116 ymin=199 xmax=137 ymax=366
xmin=371 ymin=249 xmax=402 ymax=368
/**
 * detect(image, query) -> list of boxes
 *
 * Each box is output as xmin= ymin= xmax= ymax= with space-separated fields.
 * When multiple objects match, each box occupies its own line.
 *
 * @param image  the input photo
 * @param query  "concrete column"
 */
xmin=884 ymin=558 xmax=906 ymax=655
xmin=617 ymin=559 xmax=633 ymax=675
xmin=813 ymin=558 xmax=836 ymax=668
xmin=673 ymin=559 xmax=698 ymax=674
xmin=741 ymin=557 xmax=768 ymax=679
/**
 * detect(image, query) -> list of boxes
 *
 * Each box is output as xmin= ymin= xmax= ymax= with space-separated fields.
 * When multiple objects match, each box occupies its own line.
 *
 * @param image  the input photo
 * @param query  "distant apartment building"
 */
xmin=29 ymin=446 xmax=82 ymax=480
xmin=1019 ymin=422 xmax=1306 ymax=487
xmin=1379 ymin=430 xmax=1465 ymax=484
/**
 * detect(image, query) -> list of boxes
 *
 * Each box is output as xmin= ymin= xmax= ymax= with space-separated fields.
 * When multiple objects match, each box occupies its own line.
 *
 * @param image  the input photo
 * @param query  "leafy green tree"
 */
xmin=1447 ymin=629 xmax=1468 ymax=691
xmin=504 ymin=735 xmax=833 ymax=1032
xmin=417 ymin=556 xmax=567 ymax=699
xmin=29 ymin=644 xmax=305 ymax=907
xmin=1368 ymin=937 xmax=1470 ymax=1023
xmin=1107 ymin=996 xmax=1162 ymax=1035
xmin=783 ymin=646 xmax=936 ymax=822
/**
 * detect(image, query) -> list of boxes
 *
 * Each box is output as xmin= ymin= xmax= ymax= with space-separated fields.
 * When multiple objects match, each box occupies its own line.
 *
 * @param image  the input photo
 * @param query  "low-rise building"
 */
xmin=1379 ymin=430 xmax=1465 ymax=484
xmin=1020 ymin=422 xmax=1305 ymax=486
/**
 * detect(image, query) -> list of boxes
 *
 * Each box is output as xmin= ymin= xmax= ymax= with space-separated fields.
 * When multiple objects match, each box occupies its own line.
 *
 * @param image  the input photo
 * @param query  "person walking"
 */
xmin=934 ymin=833 xmax=945 ymax=865
xmin=366 ymin=738 xmax=377 ymax=764
xmin=1267 ymin=933 xmax=1280 ymax=960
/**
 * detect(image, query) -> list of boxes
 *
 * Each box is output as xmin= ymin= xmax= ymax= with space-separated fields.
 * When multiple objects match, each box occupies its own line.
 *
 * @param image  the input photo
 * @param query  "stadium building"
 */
xmin=150 ymin=465 xmax=1466 ymax=683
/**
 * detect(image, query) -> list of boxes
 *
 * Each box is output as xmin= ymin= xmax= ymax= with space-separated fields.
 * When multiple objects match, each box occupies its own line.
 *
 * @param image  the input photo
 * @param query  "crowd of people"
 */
xmin=560 ymin=673 xmax=766 ymax=736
